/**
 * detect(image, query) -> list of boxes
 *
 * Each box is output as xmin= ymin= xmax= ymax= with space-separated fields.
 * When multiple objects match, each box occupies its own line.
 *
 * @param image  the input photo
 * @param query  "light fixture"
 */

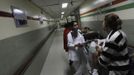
xmin=62 ymin=3 xmax=68 ymax=8
xmin=94 ymin=0 xmax=107 ymax=4
xmin=61 ymin=12 xmax=64 ymax=14
xmin=99 ymin=0 xmax=106 ymax=2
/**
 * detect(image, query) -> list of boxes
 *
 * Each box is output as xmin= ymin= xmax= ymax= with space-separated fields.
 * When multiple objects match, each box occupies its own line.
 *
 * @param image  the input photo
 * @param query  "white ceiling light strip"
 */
xmin=61 ymin=12 xmax=64 ymax=14
xmin=62 ymin=3 xmax=68 ymax=8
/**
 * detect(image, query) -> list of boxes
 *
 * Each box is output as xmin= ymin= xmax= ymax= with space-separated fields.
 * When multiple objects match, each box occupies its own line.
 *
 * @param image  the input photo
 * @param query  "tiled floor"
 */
xmin=40 ymin=29 xmax=74 ymax=75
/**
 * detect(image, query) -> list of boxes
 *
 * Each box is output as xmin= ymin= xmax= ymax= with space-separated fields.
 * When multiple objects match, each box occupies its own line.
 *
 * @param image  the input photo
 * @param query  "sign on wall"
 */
xmin=39 ymin=16 xmax=44 ymax=24
xmin=11 ymin=6 xmax=27 ymax=27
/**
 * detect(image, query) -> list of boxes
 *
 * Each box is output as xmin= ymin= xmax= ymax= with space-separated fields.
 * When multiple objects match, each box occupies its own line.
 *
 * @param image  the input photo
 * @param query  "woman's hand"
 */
xmin=96 ymin=45 xmax=102 ymax=52
xmin=96 ymin=45 xmax=102 ymax=56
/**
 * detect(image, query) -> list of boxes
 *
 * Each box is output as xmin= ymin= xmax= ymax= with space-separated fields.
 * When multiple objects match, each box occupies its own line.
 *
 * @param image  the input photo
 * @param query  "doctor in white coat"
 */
xmin=67 ymin=26 xmax=88 ymax=75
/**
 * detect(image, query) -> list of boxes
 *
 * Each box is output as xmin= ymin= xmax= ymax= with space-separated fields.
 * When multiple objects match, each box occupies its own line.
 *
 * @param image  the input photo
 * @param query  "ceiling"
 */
xmin=31 ymin=0 xmax=85 ymax=19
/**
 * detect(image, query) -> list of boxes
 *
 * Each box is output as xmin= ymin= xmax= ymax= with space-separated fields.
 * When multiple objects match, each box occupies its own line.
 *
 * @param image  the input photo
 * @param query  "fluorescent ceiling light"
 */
xmin=94 ymin=0 xmax=107 ymax=4
xmin=62 ymin=3 xmax=68 ymax=8
xmin=61 ymin=12 xmax=64 ymax=14
xmin=99 ymin=0 xmax=106 ymax=2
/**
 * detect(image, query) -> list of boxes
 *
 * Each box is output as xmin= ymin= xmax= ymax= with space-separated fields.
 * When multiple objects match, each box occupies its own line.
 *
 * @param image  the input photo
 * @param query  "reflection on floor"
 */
xmin=40 ymin=29 xmax=75 ymax=75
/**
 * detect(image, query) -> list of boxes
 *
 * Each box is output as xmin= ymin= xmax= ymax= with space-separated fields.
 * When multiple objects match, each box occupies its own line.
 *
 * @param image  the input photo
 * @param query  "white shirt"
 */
xmin=67 ymin=31 xmax=85 ymax=61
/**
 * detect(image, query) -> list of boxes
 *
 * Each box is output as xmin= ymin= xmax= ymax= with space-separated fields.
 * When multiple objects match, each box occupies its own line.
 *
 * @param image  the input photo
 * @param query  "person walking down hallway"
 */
xmin=63 ymin=22 xmax=74 ymax=66
xmin=97 ymin=13 xmax=130 ymax=75
xmin=67 ymin=23 xmax=88 ymax=75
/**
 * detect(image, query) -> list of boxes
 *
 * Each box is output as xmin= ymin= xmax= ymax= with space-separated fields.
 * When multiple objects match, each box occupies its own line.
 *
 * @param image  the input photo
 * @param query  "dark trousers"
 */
xmin=97 ymin=62 xmax=109 ymax=75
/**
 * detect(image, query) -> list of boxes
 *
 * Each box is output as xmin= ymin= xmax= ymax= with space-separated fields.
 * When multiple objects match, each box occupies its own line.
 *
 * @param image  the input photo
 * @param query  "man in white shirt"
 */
xmin=67 ymin=27 xmax=88 ymax=75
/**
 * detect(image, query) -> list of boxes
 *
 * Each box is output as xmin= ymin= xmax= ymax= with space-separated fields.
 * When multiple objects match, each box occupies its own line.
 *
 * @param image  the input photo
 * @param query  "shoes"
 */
xmin=88 ymin=70 xmax=92 ymax=75
xmin=92 ymin=69 xmax=98 ymax=75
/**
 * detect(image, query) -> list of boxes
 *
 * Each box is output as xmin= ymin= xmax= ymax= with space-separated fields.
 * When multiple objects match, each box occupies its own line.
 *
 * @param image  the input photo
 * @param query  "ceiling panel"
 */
xmin=31 ymin=0 xmax=85 ymax=18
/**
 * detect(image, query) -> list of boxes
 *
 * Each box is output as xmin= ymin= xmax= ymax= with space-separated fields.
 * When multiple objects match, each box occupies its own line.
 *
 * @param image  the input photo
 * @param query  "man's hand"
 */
xmin=75 ymin=43 xmax=84 ymax=48
xmin=96 ymin=45 xmax=102 ymax=56
xmin=78 ymin=43 xmax=84 ymax=47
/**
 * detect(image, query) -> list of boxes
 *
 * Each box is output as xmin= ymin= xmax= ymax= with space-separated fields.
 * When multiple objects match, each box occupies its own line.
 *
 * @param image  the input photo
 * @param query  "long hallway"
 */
xmin=40 ymin=29 xmax=74 ymax=75
xmin=0 ymin=0 xmax=134 ymax=75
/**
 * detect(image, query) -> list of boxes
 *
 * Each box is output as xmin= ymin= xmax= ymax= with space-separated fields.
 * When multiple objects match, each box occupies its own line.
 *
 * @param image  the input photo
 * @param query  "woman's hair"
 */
xmin=104 ymin=13 xmax=122 ymax=30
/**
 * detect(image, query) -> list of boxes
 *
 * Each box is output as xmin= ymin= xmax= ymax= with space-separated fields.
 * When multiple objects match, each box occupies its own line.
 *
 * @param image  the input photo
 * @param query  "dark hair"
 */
xmin=64 ymin=23 xmax=68 ymax=28
xmin=84 ymin=27 xmax=91 ymax=30
xmin=104 ymin=13 xmax=122 ymax=30
xmin=71 ymin=21 xmax=78 ymax=25
xmin=84 ymin=32 xmax=103 ymax=40
xmin=64 ymin=22 xmax=73 ymax=28
xmin=72 ymin=21 xmax=77 ymax=23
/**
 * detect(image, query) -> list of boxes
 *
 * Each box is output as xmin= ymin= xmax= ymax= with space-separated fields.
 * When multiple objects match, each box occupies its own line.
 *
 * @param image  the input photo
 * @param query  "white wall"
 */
xmin=0 ymin=0 xmax=53 ymax=40
xmin=80 ymin=0 xmax=134 ymax=22
xmin=80 ymin=0 xmax=134 ymax=45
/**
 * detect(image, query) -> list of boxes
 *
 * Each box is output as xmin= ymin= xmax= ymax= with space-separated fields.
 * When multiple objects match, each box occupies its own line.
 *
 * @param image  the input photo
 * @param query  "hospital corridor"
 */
xmin=0 ymin=0 xmax=134 ymax=75
xmin=40 ymin=29 xmax=74 ymax=75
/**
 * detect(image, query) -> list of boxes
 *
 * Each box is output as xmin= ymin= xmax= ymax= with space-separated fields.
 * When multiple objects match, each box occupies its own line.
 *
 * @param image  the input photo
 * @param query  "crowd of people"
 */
xmin=63 ymin=13 xmax=131 ymax=75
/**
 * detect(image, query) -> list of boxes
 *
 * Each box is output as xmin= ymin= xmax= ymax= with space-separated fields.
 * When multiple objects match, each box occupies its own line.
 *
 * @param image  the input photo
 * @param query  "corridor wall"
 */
xmin=80 ymin=0 xmax=134 ymax=45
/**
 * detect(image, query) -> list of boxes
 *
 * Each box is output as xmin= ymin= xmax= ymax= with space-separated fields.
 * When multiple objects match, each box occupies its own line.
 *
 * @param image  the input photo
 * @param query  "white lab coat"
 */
xmin=67 ymin=31 xmax=89 ymax=75
xmin=67 ymin=31 xmax=85 ymax=61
